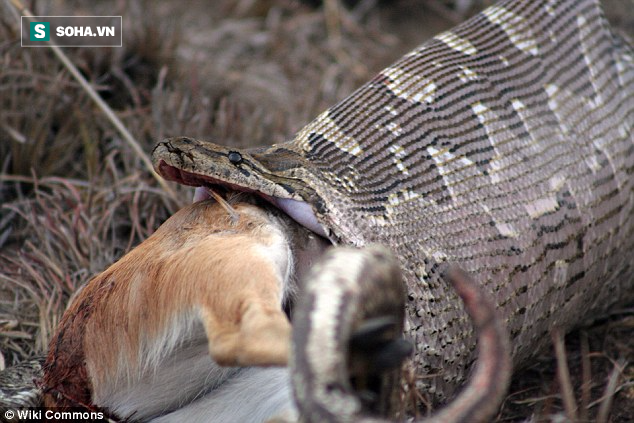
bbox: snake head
[152,136,332,238]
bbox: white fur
[96,323,237,420]
[250,211,295,305]
[151,367,296,423]
[97,322,297,422]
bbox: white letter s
[34,23,45,38]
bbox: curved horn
[290,246,511,423]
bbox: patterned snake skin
[153,0,634,403]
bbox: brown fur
[42,198,327,413]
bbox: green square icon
[30,22,50,41]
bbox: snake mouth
[157,160,270,199]
[157,160,329,238]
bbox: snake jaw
[156,159,330,238]
[157,159,264,196]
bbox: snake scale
[153,0,634,407]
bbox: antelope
[35,185,511,423]
[42,192,329,422]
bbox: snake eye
[228,151,243,164]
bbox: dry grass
[0,0,632,421]
[0,0,395,370]
[496,311,634,422]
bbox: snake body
[153,0,634,408]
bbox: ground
[0,0,632,421]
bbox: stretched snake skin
[153,0,634,404]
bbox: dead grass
[0,0,394,369]
[0,0,632,421]
[496,310,634,422]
